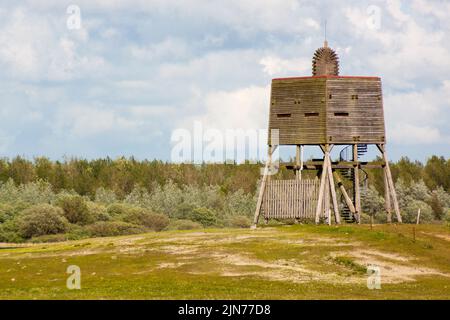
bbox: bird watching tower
[252,42,402,226]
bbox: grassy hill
[1,224,449,299]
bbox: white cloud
[0,0,448,160]
[390,123,442,145]
[130,38,189,61]
[260,56,310,76]
[0,7,104,81]
[344,0,450,89]
[385,81,450,145]
[184,85,270,131]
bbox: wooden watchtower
[253,41,402,226]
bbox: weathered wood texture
[327,78,385,144]
[269,78,326,145]
[263,179,326,220]
[268,77,386,145]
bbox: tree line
[0,155,449,197]
[0,155,448,243]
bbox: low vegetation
[0,224,449,299]
[0,156,448,243]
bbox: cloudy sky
[0,0,449,162]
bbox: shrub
[224,189,255,217]
[120,207,169,231]
[444,209,450,224]
[0,220,23,243]
[85,221,146,237]
[228,215,252,228]
[87,202,110,221]
[65,224,90,240]
[0,179,56,206]
[174,203,195,220]
[402,200,434,223]
[95,187,117,205]
[124,186,152,208]
[362,186,384,217]
[18,204,68,238]
[0,203,15,223]
[187,207,217,227]
[107,203,135,217]
[18,180,55,205]
[56,195,92,225]
[148,181,184,217]
[30,234,68,243]
[166,219,202,230]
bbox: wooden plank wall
[269,78,326,145]
[268,77,386,145]
[326,78,385,144]
[263,179,326,220]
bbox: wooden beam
[315,146,329,224]
[333,171,356,214]
[283,161,385,170]
[252,146,275,228]
[384,168,392,223]
[378,144,402,223]
[353,145,361,223]
[324,166,330,225]
[295,145,301,180]
[326,154,341,224]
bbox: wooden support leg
[378,144,402,223]
[384,168,392,223]
[353,144,361,224]
[315,145,329,224]
[252,146,273,228]
[295,145,301,180]
[333,171,357,215]
[326,154,340,224]
[324,167,330,225]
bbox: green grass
[0,224,449,299]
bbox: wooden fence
[263,179,326,220]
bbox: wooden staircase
[338,144,368,223]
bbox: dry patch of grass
[0,224,449,299]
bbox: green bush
[0,203,15,223]
[30,234,69,243]
[85,221,146,237]
[402,200,434,223]
[120,207,169,231]
[175,203,196,220]
[0,220,23,243]
[167,219,202,230]
[56,195,92,225]
[18,204,68,238]
[95,187,117,205]
[228,215,252,228]
[188,207,217,227]
[87,202,110,221]
[106,203,135,217]
[444,209,450,224]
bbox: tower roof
[312,43,339,76]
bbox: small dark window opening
[305,112,319,117]
[351,94,359,100]
[334,112,349,117]
[277,113,291,118]
[329,94,332,99]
